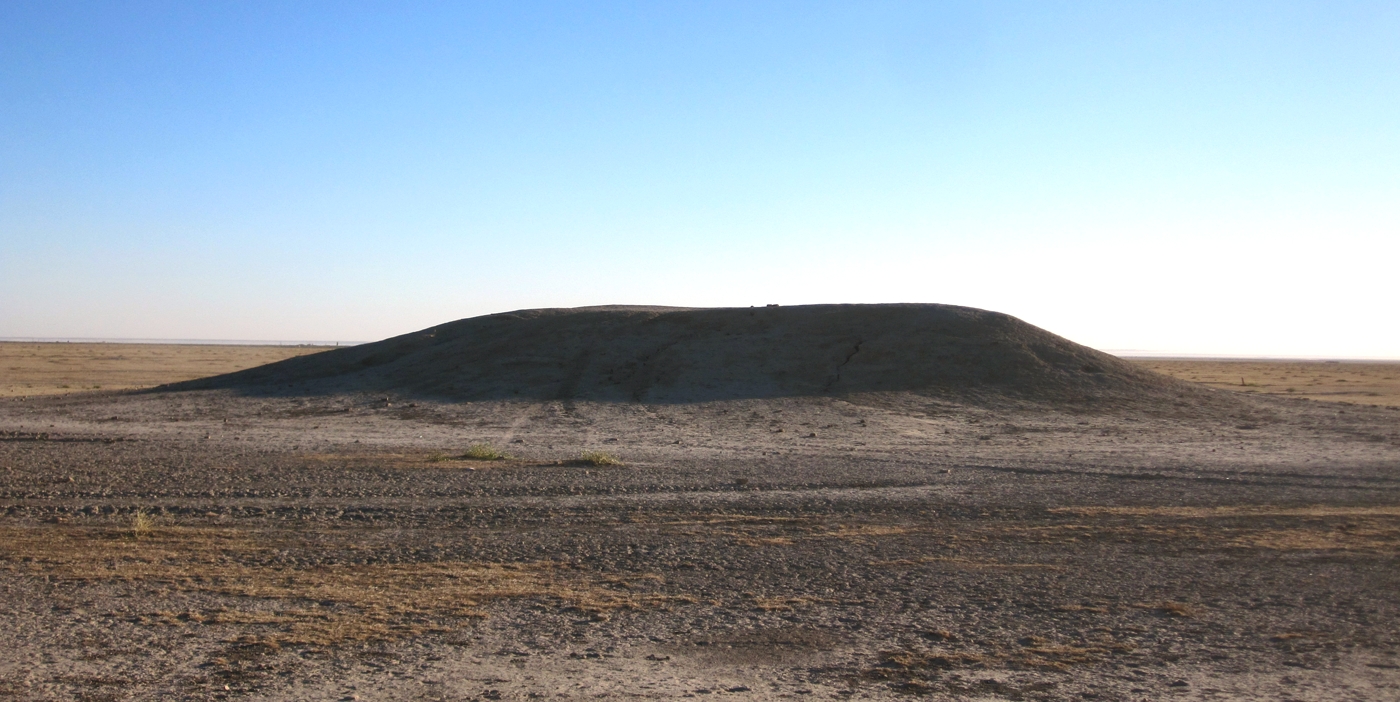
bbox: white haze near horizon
[1,3,1397,359]
[7,213,1394,360]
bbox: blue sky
[2,1,1397,356]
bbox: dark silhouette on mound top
[167,304,1205,406]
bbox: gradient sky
[2,1,1397,356]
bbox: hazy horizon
[7,335,1397,362]
[3,2,1397,358]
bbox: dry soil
[1,308,1397,701]
[0,343,330,397]
[1136,359,1400,409]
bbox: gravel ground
[2,388,1398,701]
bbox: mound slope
[172,304,1205,406]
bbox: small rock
[1170,680,1189,687]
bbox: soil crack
[824,340,863,392]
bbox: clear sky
[2,1,1397,357]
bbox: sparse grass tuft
[1135,600,1198,617]
[874,649,986,671]
[578,450,623,467]
[0,526,691,647]
[131,510,156,539]
[460,444,511,461]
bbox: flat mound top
[174,303,1205,406]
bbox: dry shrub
[461,443,511,461]
[1134,601,1198,617]
[130,511,156,539]
[876,649,986,671]
[578,451,623,466]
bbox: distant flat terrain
[4,339,1396,409]
[1135,358,1400,408]
[0,342,332,397]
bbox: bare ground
[0,342,330,397]
[2,381,1399,700]
[1136,359,1400,409]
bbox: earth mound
[171,304,1204,405]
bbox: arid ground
[2,307,1398,701]
[1133,359,1400,408]
[0,343,330,397]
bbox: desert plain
[1,304,1398,701]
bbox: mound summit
[175,304,1199,406]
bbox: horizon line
[0,337,366,347]
[1,337,1395,362]
[1105,350,1400,363]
